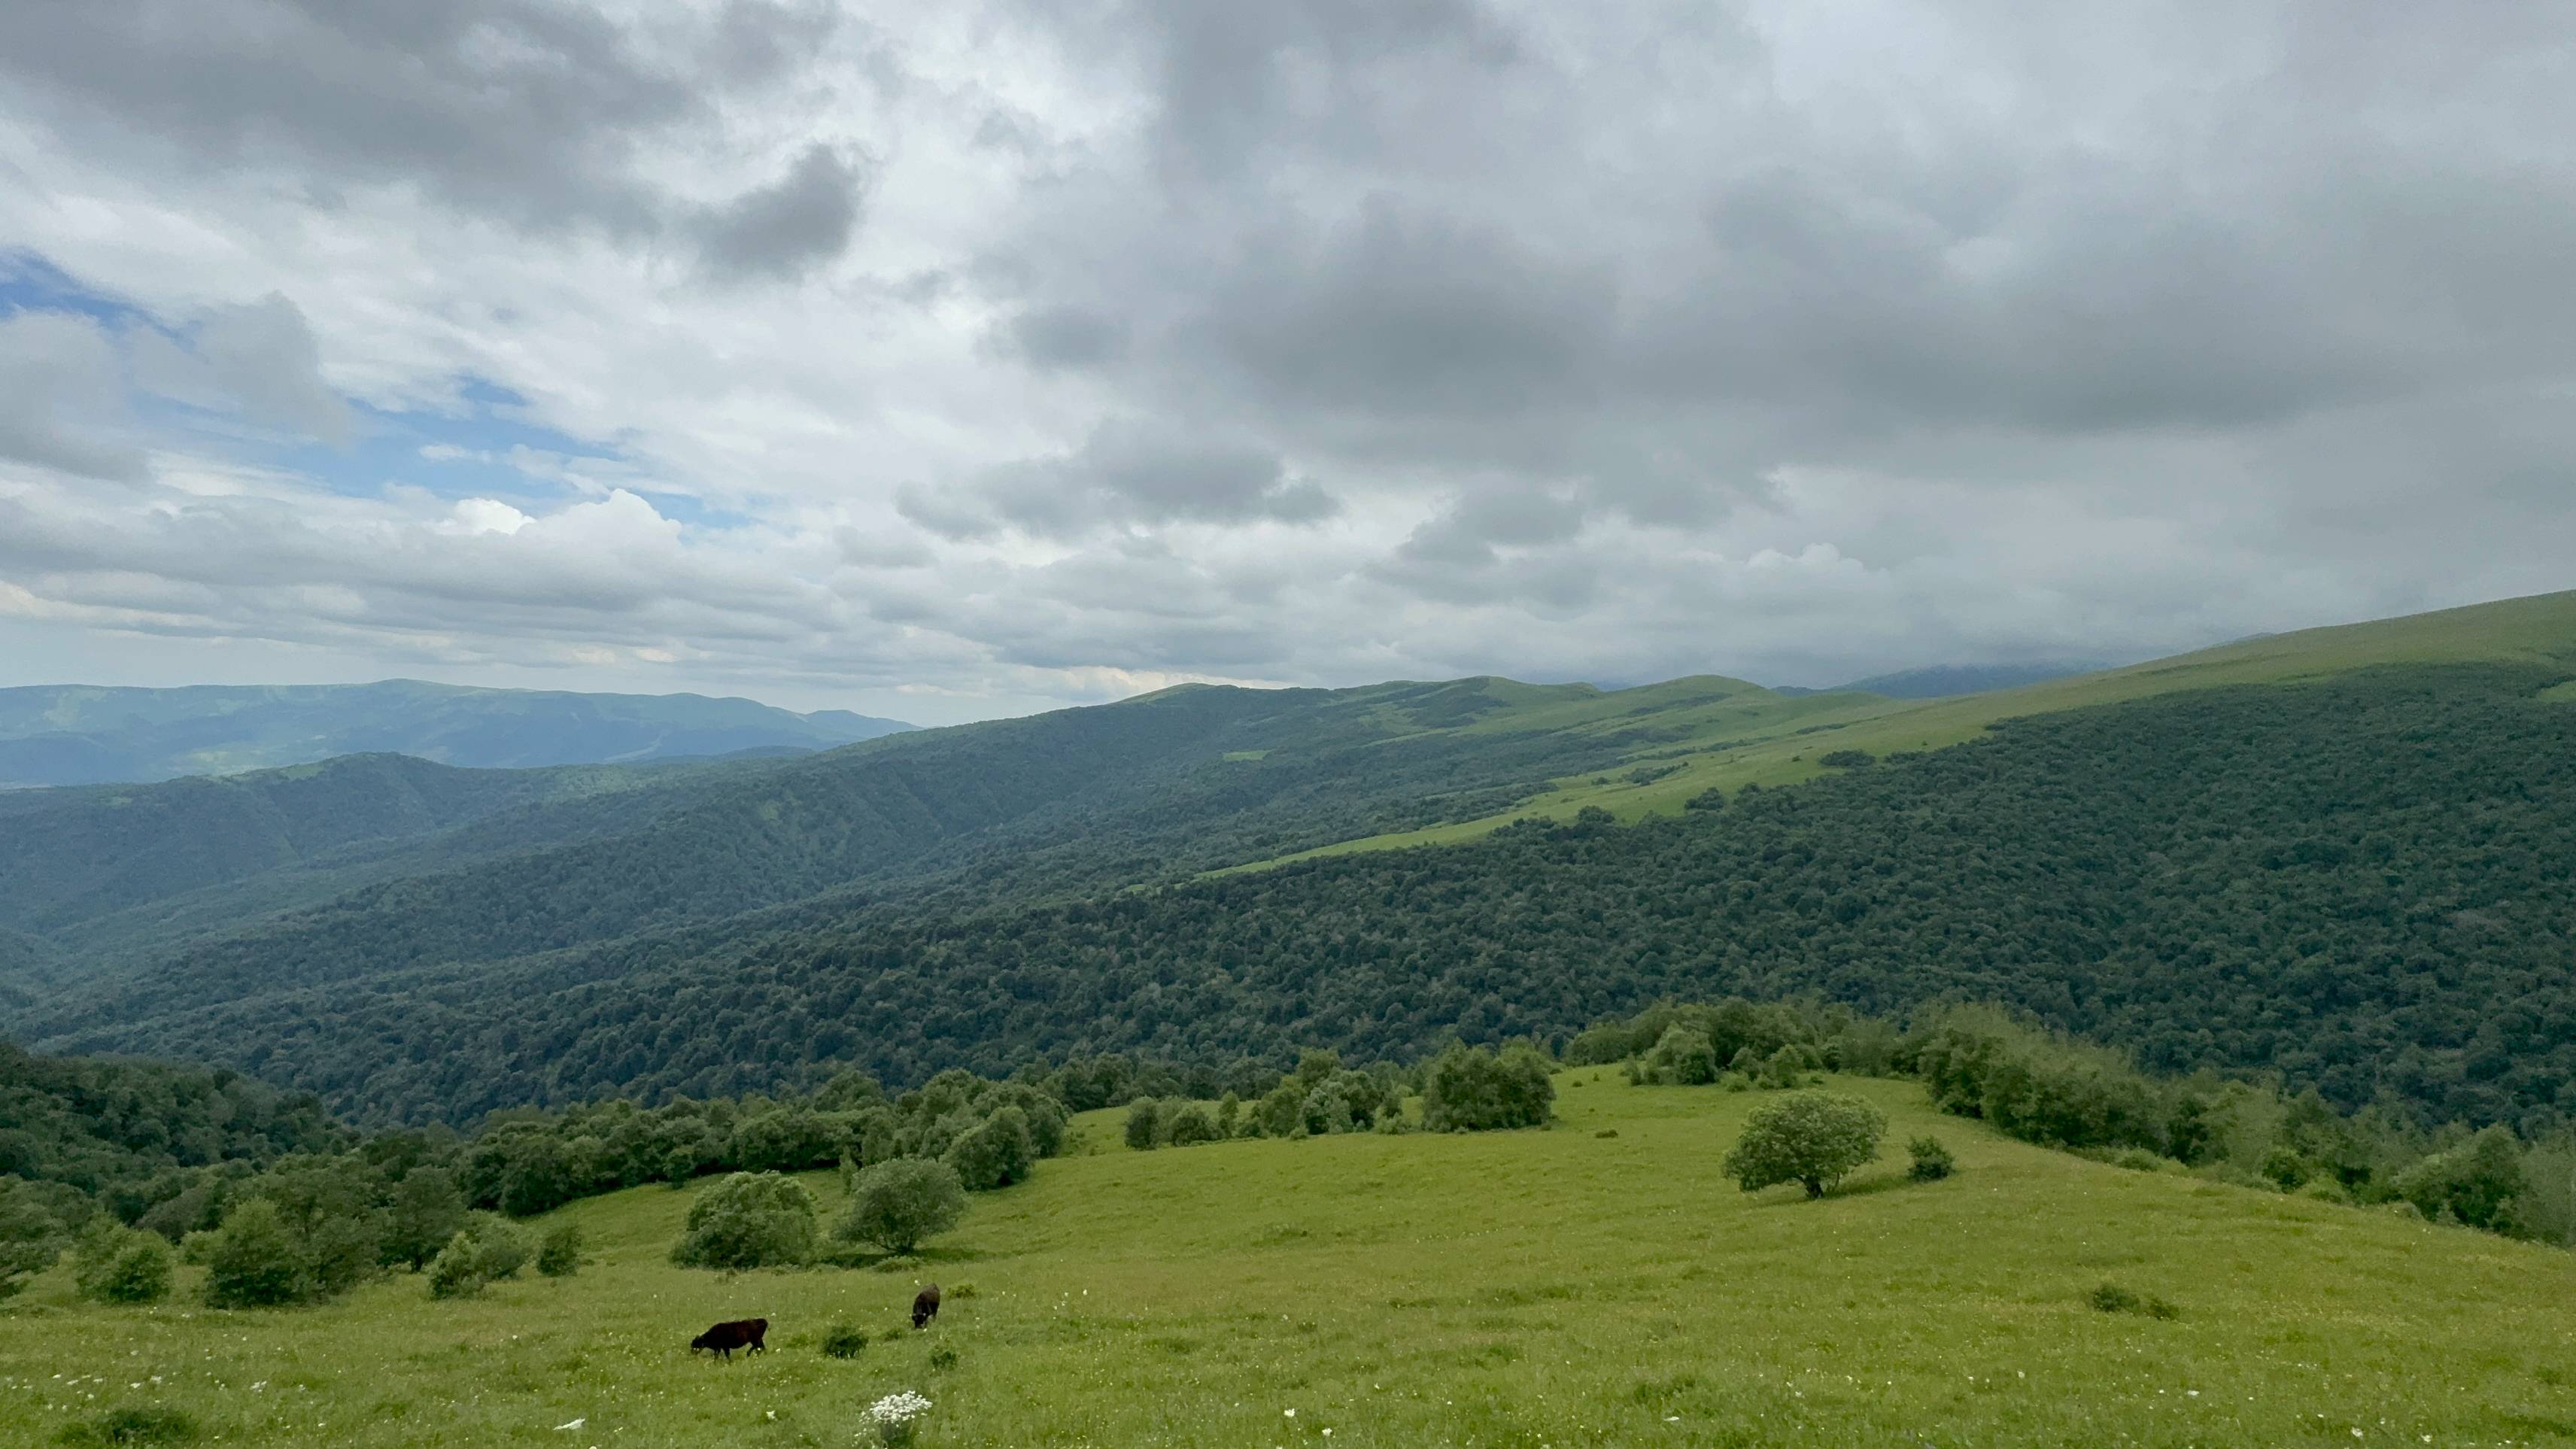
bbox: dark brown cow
[912,1284,941,1330]
[690,1317,768,1360]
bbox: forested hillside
[0,676,1698,1004]
[36,664,2573,1129]
[0,679,910,787]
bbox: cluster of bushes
[1123,1050,1414,1149]
[0,1061,1070,1306]
[1581,996,2576,1246]
[1629,1025,1823,1092]
[670,1156,972,1270]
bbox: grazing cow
[912,1284,941,1330]
[690,1317,769,1360]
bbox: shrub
[1906,1136,1956,1183]
[53,1405,204,1447]
[466,1214,533,1280]
[202,1198,307,1308]
[70,1217,173,1305]
[2260,1145,2312,1192]
[0,1183,66,1301]
[1164,1102,1220,1146]
[2390,1125,2528,1232]
[426,1232,484,1299]
[928,1344,959,1372]
[2113,1148,2167,1172]
[1818,749,1873,768]
[671,1172,818,1270]
[1642,1026,1719,1086]
[1724,1092,1887,1198]
[944,1108,1037,1190]
[1758,1045,1813,1090]
[1683,786,1726,812]
[1215,1092,1241,1136]
[536,1222,582,1277]
[1420,1043,1557,1132]
[1123,1098,1163,1151]
[1302,1080,1357,1135]
[2087,1281,2180,1319]
[822,1323,870,1359]
[384,1168,466,1271]
[837,1159,967,1255]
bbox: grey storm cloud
[694,143,870,282]
[2,0,2574,718]
[903,421,1340,541]
[0,0,863,266]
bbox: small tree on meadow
[384,1168,468,1271]
[1124,1098,1164,1151]
[203,1198,308,1308]
[1165,1102,1221,1146]
[2391,1125,2529,1232]
[1725,1091,1887,1198]
[946,1107,1037,1190]
[71,1217,173,1305]
[536,1221,582,1277]
[1644,1026,1720,1086]
[670,1172,818,1270]
[837,1158,967,1256]
[1420,1043,1557,1132]
[0,1183,65,1301]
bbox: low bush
[822,1323,870,1359]
[1906,1136,1956,1183]
[672,1173,817,1270]
[2086,1281,2180,1319]
[53,1405,203,1447]
[536,1222,582,1277]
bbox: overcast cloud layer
[2,0,2571,723]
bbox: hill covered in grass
[0,679,912,788]
[6,1071,2574,1447]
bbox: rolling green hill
[5,590,2573,1131]
[0,679,912,788]
[7,1073,2574,1447]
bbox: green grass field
[1220,588,2576,873]
[11,1074,2576,1446]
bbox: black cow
[691,1317,769,1360]
[912,1284,941,1330]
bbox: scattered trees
[1725,1092,1888,1198]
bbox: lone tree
[670,1172,818,1270]
[1724,1091,1887,1198]
[836,1158,967,1256]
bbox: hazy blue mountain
[1775,661,2106,699]
[0,680,913,787]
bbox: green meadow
[10,1074,2576,1447]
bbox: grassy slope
[1227,588,2576,870]
[10,1075,2575,1447]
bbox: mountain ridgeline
[0,679,912,788]
[0,591,2571,1135]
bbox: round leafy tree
[836,1158,966,1255]
[1724,1091,1887,1198]
[1644,1025,1720,1086]
[670,1171,818,1270]
[203,1198,307,1308]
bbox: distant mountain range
[0,680,913,788]
[1773,661,2109,700]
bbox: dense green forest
[33,664,2572,1131]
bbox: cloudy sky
[2,1,2570,724]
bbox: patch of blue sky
[0,250,142,327]
[6,250,752,527]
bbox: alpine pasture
[8,1074,2574,1447]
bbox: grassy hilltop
[8,1074,2576,1447]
